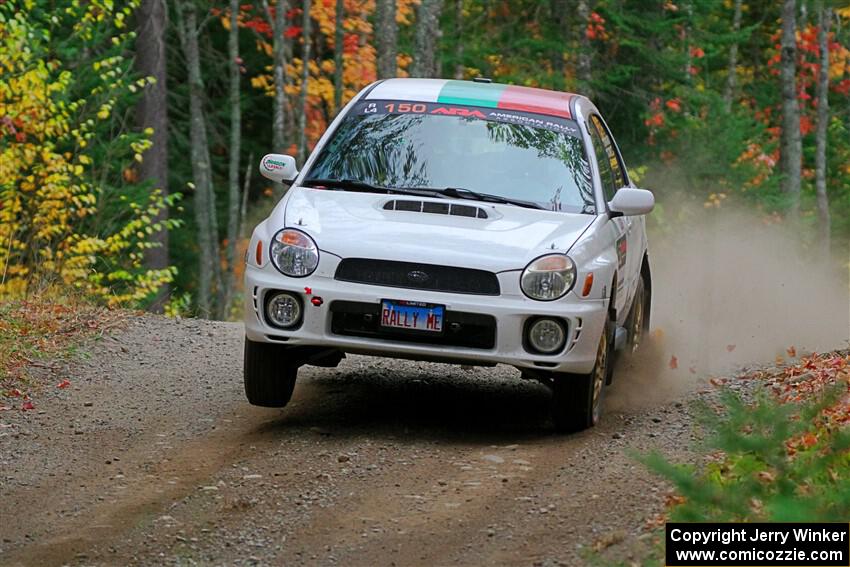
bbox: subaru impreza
[244,78,654,431]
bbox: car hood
[276,187,594,272]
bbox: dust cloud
[607,209,850,411]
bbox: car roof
[365,78,587,120]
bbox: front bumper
[244,263,608,375]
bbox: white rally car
[244,78,654,431]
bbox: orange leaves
[585,12,609,41]
[744,351,850,451]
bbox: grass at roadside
[0,297,124,408]
[594,351,850,566]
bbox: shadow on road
[248,360,573,442]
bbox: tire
[626,275,647,353]
[551,320,612,432]
[243,337,298,407]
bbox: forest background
[1,0,849,317]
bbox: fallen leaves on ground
[1,297,124,403]
[739,349,850,449]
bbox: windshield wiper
[433,187,544,210]
[302,178,389,192]
[302,178,446,199]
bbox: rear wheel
[551,322,611,432]
[243,337,298,407]
[626,276,647,353]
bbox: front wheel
[243,337,298,407]
[551,323,611,432]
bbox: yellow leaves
[836,6,850,19]
[1,5,175,307]
[829,43,850,81]
[258,39,273,57]
[703,192,727,209]
[250,73,275,97]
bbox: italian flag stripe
[437,80,572,118]
[437,80,507,107]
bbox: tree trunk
[375,0,398,79]
[224,0,242,317]
[780,0,802,222]
[722,0,743,111]
[239,153,254,240]
[814,3,831,258]
[576,0,592,96]
[333,0,344,112]
[412,0,444,78]
[135,0,169,312]
[262,0,288,153]
[453,0,464,79]
[176,0,220,318]
[298,0,312,165]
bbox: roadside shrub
[644,386,850,522]
[0,1,179,306]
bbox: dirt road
[0,315,701,566]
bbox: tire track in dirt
[1,317,696,566]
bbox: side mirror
[608,188,654,217]
[259,154,298,184]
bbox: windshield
[305,100,596,214]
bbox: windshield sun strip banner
[354,100,581,137]
[367,79,573,120]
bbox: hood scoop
[383,199,489,219]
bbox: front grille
[330,301,496,349]
[335,258,500,296]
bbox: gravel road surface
[0,316,700,566]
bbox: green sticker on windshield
[437,81,507,108]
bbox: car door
[587,114,637,321]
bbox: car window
[306,100,597,214]
[589,114,627,191]
[587,118,617,202]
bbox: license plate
[380,300,444,333]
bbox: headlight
[269,228,319,277]
[520,254,576,301]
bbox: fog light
[527,318,566,354]
[266,292,302,328]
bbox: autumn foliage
[645,351,850,526]
[0,1,178,305]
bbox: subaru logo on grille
[407,270,430,284]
